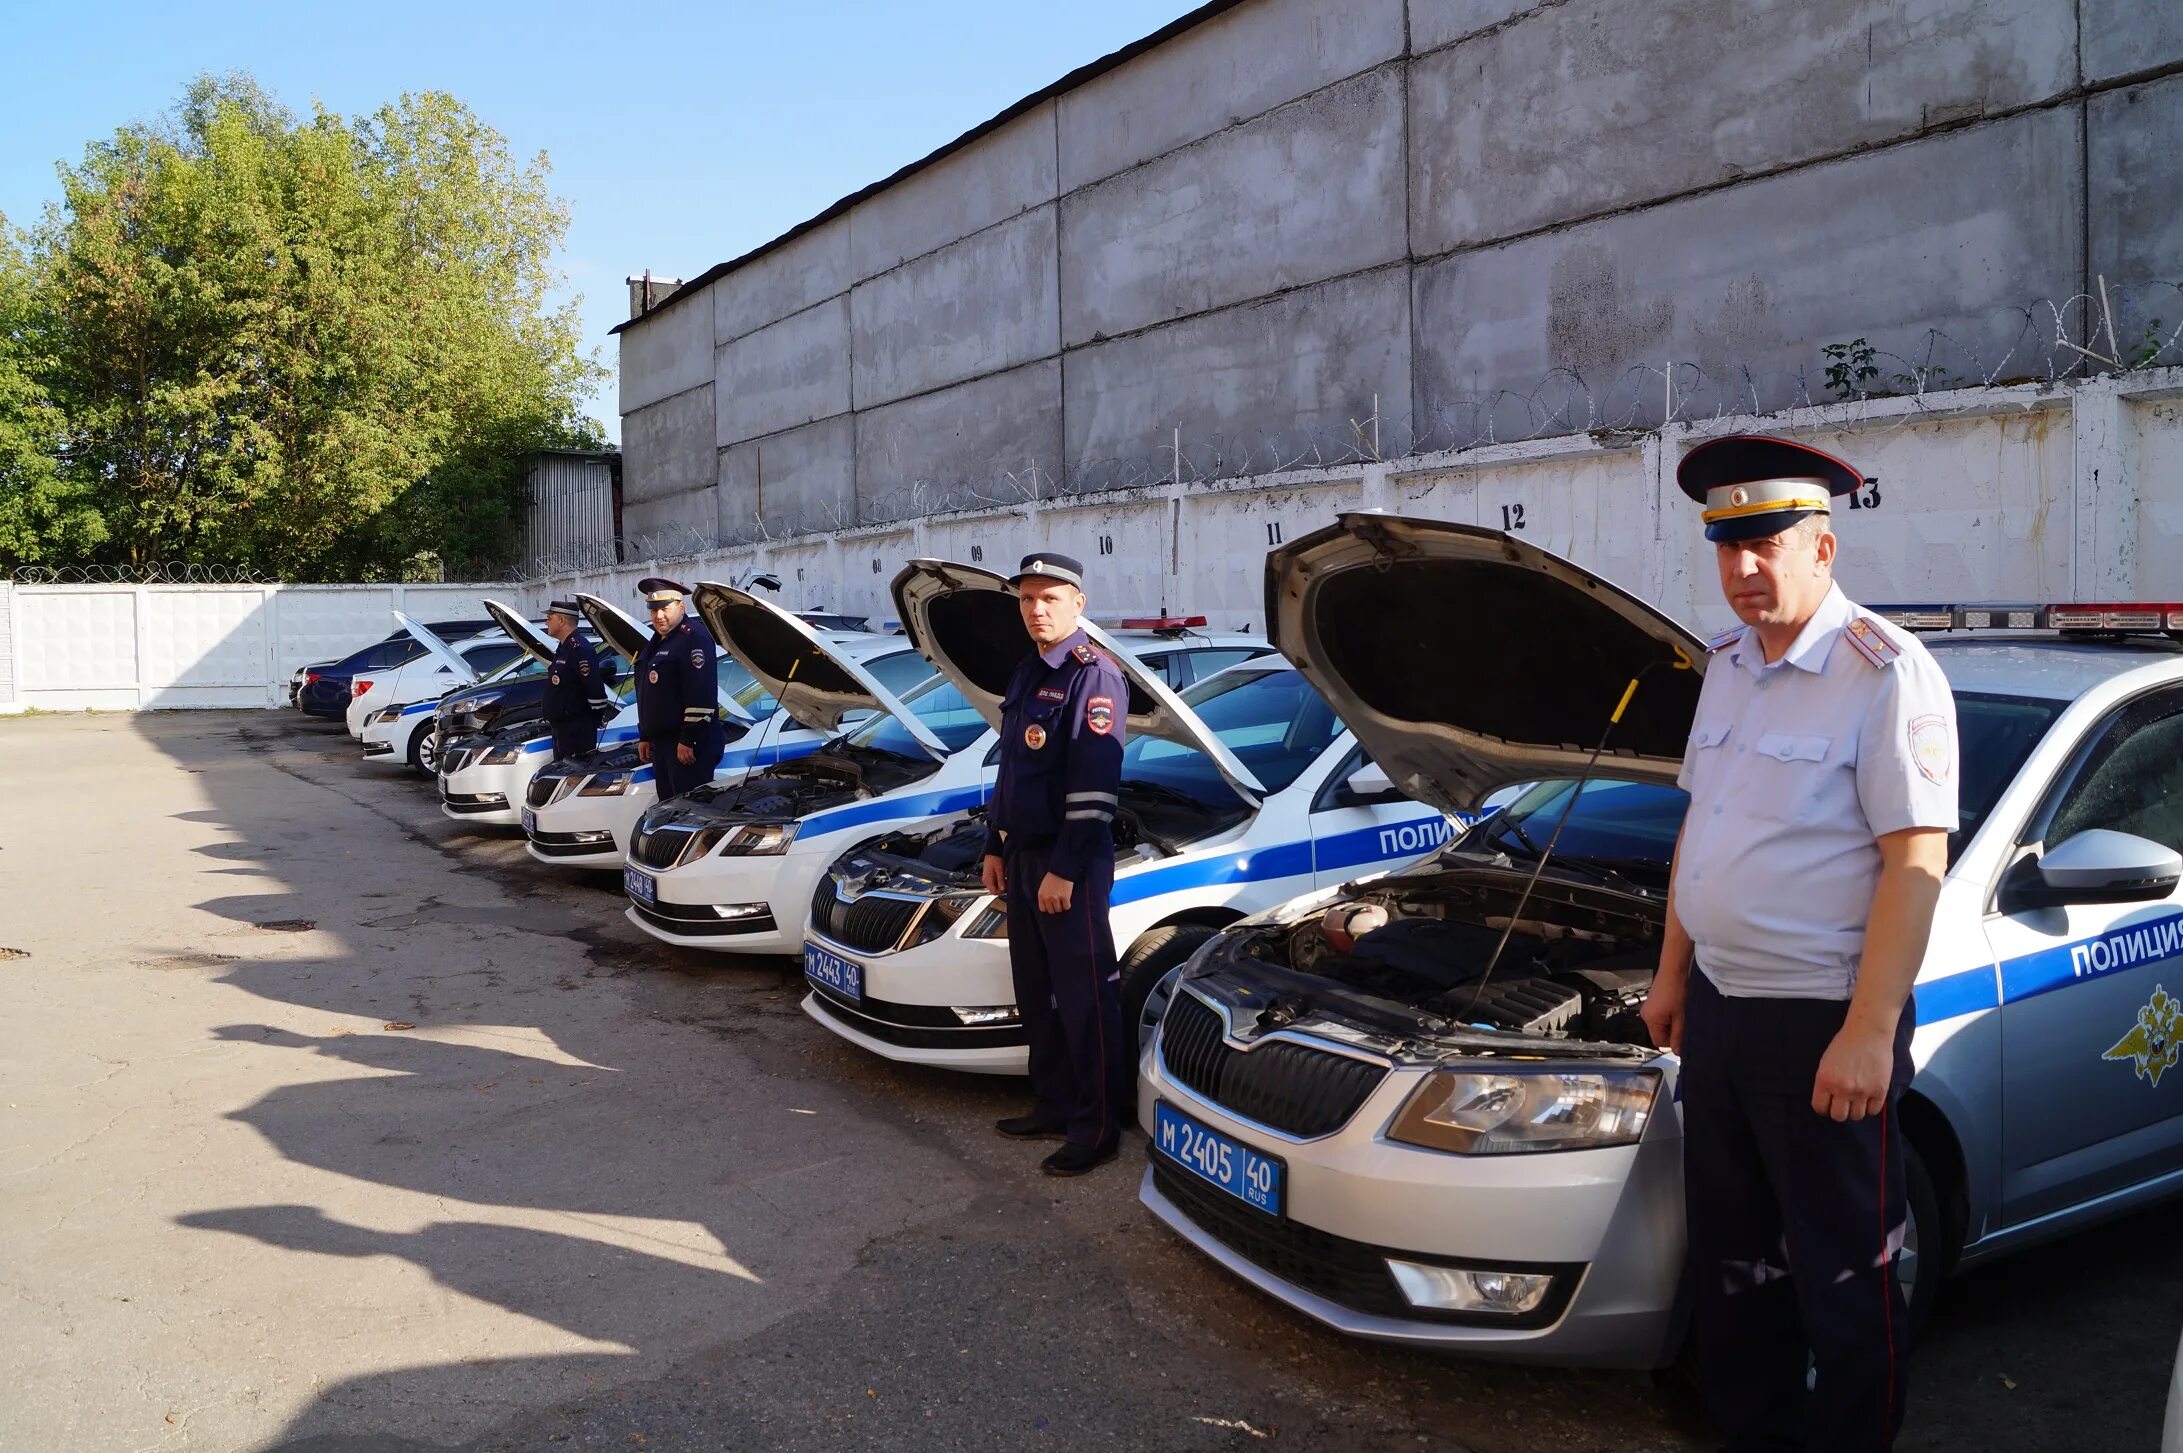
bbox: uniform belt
[1002,834,1056,853]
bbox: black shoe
[995,1113,1066,1140]
[1040,1141,1119,1177]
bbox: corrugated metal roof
[613,0,1249,336]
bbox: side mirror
[2010,829,2182,909]
[1341,762,1398,804]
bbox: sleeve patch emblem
[1086,696,1115,735]
[1909,714,1952,784]
[688,647,705,669]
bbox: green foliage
[0,74,602,579]
[1820,338,1880,400]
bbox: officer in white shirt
[1640,434,1958,1453]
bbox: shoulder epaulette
[1705,626,1745,654]
[1843,616,1901,669]
[1071,643,1097,665]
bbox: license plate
[803,941,864,1001]
[521,807,537,835]
[624,866,656,906]
[1155,1102,1284,1216]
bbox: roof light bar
[1115,615,1208,632]
[1870,602,2183,636]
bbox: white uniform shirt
[1673,584,1958,999]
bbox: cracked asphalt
[1,711,2173,1451]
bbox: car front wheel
[410,727,437,777]
[1119,922,1218,1055]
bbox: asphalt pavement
[0,711,2170,1451]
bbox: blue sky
[0,1,1201,440]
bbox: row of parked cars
[294,517,2183,1378]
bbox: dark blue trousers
[550,720,598,761]
[1004,840,1126,1151]
[647,739,722,800]
[1682,968,1917,1452]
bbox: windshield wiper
[1472,806,1544,857]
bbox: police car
[796,560,1452,1075]
[1137,513,2183,1368]
[346,611,534,739]
[355,611,547,770]
[435,598,648,824]
[620,579,1002,950]
[521,594,934,868]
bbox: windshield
[481,652,543,684]
[845,673,992,758]
[1123,666,1342,805]
[1468,691,2068,876]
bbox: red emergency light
[1116,615,1208,631]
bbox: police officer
[631,578,724,801]
[540,598,616,760]
[1641,435,1958,1452]
[982,554,1131,1177]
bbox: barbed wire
[505,281,2183,582]
[17,283,2178,587]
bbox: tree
[3,74,601,578]
[0,215,106,565]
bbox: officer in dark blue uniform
[631,578,724,801]
[540,598,616,760]
[981,554,1132,1177]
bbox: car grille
[629,822,695,870]
[1158,992,1387,1139]
[525,775,562,809]
[809,875,925,954]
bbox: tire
[1119,922,1219,1055]
[1899,1137,1944,1346]
[409,725,436,778]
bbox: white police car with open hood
[1137,513,2183,1368]
[796,559,1458,1075]
[435,597,648,825]
[522,594,933,869]
[356,610,539,770]
[618,581,975,950]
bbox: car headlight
[1386,1069,1659,1155]
[478,743,524,765]
[964,902,1009,940]
[718,821,798,856]
[578,770,633,797]
[448,697,484,716]
[910,893,984,947]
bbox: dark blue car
[295,619,495,719]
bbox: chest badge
[2103,985,2180,1089]
[1024,723,1048,750]
[648,669,659,684]
[550,673,561,686]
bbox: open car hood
[483,598,558,666]
[890,559,1266,805]
[572,593,656,668]
[1265,514,1707,816]
[693,581,946,758]
[392,611,482,685]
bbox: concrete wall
[616,0,2183,545]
